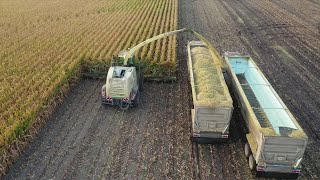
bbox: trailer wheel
[190,137,197,143]
[249,154,256,171]
[244,143,251,159]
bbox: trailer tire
[249,154,256,171]
[190,137,197,143]
[192,138,207,144]
[245,143,251,159]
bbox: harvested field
[3,0,320,179]
[5,79,194,179]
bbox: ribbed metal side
[237,74,271,128]
[263,137,305,165]
[195,108,231,132]
[110,80,125,97]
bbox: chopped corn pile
[190,47,232,107]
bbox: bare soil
[5,0,320,179]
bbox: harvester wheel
[133,91,140,107]
[244,143,251,158]
[101,84,106,104]
[249,154,257,171]
[139,72,144,92]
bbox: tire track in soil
[262,0,320,52]
[132,88,160,179]
[191,142,201,180]
[139,81,176,179]
[61,97,103,179]
[122,93,149,179]
[61,80,116,179]
[84,104,119,179]
[96,106,127,179]
[100,107,134,179]
[134,83,160,179]
[85,105,124,179]
[118,82,178,179]
[208,145,223,180]
[79,84,124,179]
[41,80,101,179]
[144,82,166,179]
[173,76,193,179]
[110,99,155,179]
[270,0,320,26]
[4,79,96,179]
[117,84,163,179]
[160,82,175,179]
[146,82,185,179]
[108,113,135,179]
[250,0,320,90]
[198,145,215,180]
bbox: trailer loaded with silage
[187,41,233,143]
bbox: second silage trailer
[224,52,308,177]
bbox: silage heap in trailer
[188,41,233,142]
[191,47,232,107]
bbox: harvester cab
[112,50,134,66]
